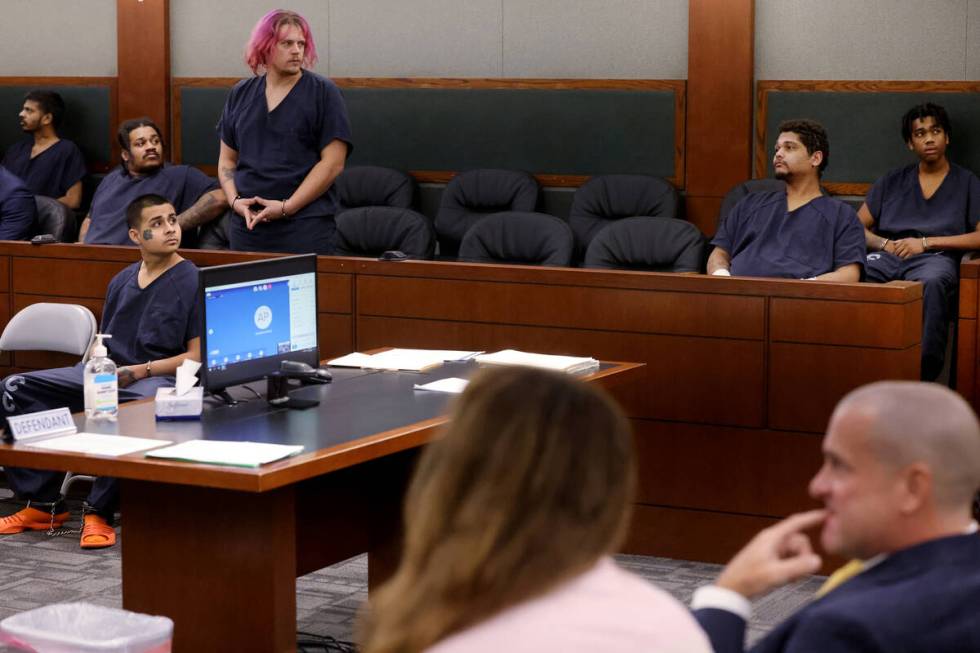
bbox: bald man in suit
[692,381,980,652]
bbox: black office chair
[197,211,232,250]
[334,206,435,259]
[435,169,539,258]
[583,216,706,272]
[569,174,678,261]
[34,196,77,242]
[335,166,416,212]
[457,211,573,267]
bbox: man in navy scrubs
[0,194,200,548]
[0,166,36,240]
[1,90,86,210]
[708,119,865,282]
[217,9,352,254]
[858,103,980,381]
[79,118,227,247]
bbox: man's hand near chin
[716,509,827,599]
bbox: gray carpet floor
[0,494,822,648]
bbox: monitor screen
[199,254,319,393]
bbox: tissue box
[154,386,203,420]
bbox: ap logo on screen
[254,305,273,330]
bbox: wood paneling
[117,0,169,138]
[357,276,765,340]
[769,342,920,432]
[632,420,822,515]
[622,504,778,563]
[960,277,977,320]
[957,318,976,401]
[122,480,296,652]
[686,0,754,233]
[770,297,921,348]
[317,314,353,359]
[357,315,766,427]
[13,257,132,298]
[317,272,353,314]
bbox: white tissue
[175,359,202,396]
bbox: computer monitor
[199,254,319,394]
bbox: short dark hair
[117,117,164,154]
[126,194,172,230]
[24,90,66,128]
[901,103,952,143]
[777,119,830,176]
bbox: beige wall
[171,0,688,79]
[0,0,116,76]
[756,0,980,80]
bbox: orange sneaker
[80,514,116,549]
[0,506,69,534]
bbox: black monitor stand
[209,389,240,406]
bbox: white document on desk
[145,440,304,468]
[413,377,469,394]
[328,349,482,371]
[26,433,172,457]
[474,350,600,374]
[325,352,376,368]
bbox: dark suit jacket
[695,533,980,653]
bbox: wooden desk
[957,256,980,408]
[0,361,643,653]
[0,243,923,563]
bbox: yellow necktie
[815,559,865,598]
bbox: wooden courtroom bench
[0,242,921,563]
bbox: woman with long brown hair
[358,366,709,652]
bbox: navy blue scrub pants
[865,251,958,381]
[229,214,336,255]
[1,363,173,520]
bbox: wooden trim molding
[685,0,754,235]
[117,0,170,142]
[755,80,980,183]
[172,77,686,188]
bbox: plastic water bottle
[84,334,118,421]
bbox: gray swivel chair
[0,303,98,498]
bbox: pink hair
[244,9,318,74]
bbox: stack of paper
[474,350,600,374]
[26,433,172,457]
[328,349,482,372]
[145,440,304,468]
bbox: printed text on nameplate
[7,407,77,442]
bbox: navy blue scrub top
[712,191,866,279]
[101,259,200,366]
[0,165,36,240]
[865,163,980,239]
[1,138,86,199]
[217,70,353,219]
[84,164,218,245]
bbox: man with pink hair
[217,9,352,254]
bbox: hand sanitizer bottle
[84,334,118,421]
